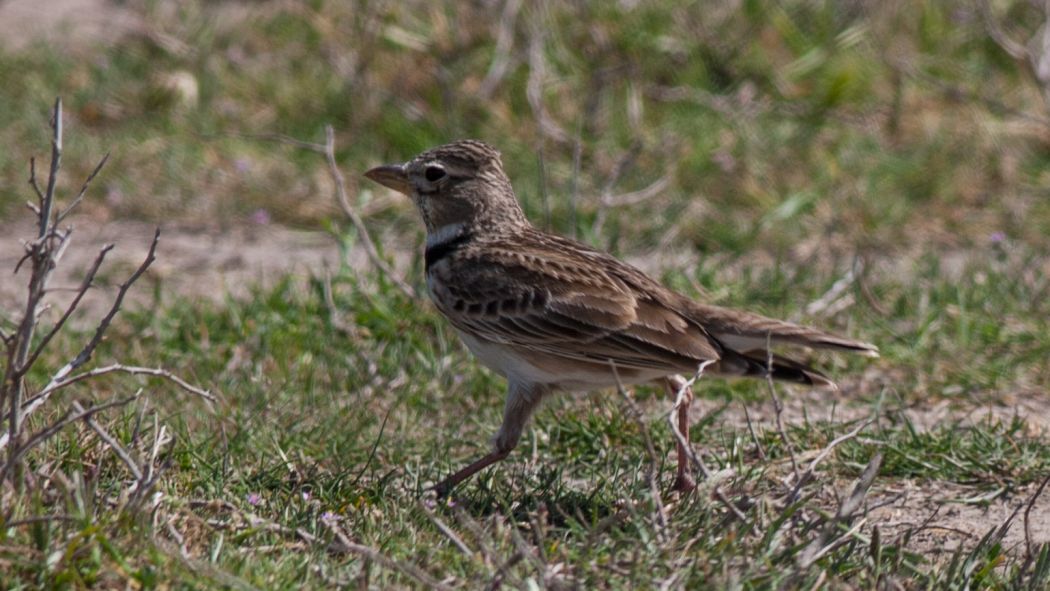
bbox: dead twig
[15,244,114,378]
[1,364,214,452]
[420,502,474,558]
[525,12,568,144]
[71,395,144,481]
[67,228,160,373]
[324,125,416,299]
[320,262,357,336]
[598,176,670,209]
[797,452,883,570]
[765,334,799,483]
[322,517,455,591]
[1025,472,1050,560]
[786,418,875,505]
[478,0,522,100]
[667,361,748,522]
[0,394,139,482]
[742,403,766,461]
[608,360,668,536]
[56,152,110,223]
[39,97,63,238]
[3,98,70,483]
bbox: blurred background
[2,0,1047,261]
[2,2,1050,586]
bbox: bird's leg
[665,376,696,493]
[432,449,510,498]
[432,382,548,498]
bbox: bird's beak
[364,163,411,195]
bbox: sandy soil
[0,0,143,52]
[866,479,1050,556]
[0,217,344,319]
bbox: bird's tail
[714,349,839,390]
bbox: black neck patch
[425,231,473,271]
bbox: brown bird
[365,140,877,497]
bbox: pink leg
[433,449,511,497]
[432,382,548,498]
[665,376,696,492]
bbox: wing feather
[427,232,721,372]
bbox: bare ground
[0,217,342,319]
[866,479,1050,557]
[0,0,143,52]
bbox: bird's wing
[428,232,720,373]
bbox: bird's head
[365,140,527,234]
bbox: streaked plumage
[365,139,877,496]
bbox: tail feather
[716,349,838,390]
[684,301,879,358]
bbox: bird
[364,140,877,497]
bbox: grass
[2,0,1050,588]
[3,248,1049,588]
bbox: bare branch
[56,152,110,223]
[478,0,522,100]
[4,98,67,482]
[742,402,766,461]
[977,0,1029,63]
[15,244,115,378]
[598,176,670,208]
[215,130,327,153]
[2,364,214,453]
[64,228,160,377]
[39,97,63,239]
[0,394,138,482]
[28,157,45,203]
[420,502,475,557]
[324,125,416,299]
[320,262,357,336]
[71,396,144,481]
[31,363,214,412]
[525,14,568,144]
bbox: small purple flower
[249,208,272,225]
[321,511,338,521]
[301,490,311,501]
[989,231,1006,244]
[424,498,437,510]
[246,492,262,506]
[234,157,252,174]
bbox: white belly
[456,330,668,391]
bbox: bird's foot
[672,474,697,494]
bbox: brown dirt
[0,217,344,320]
[0,0,143,52]
[865,479,1050,558]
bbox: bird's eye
[424,166,446,182]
